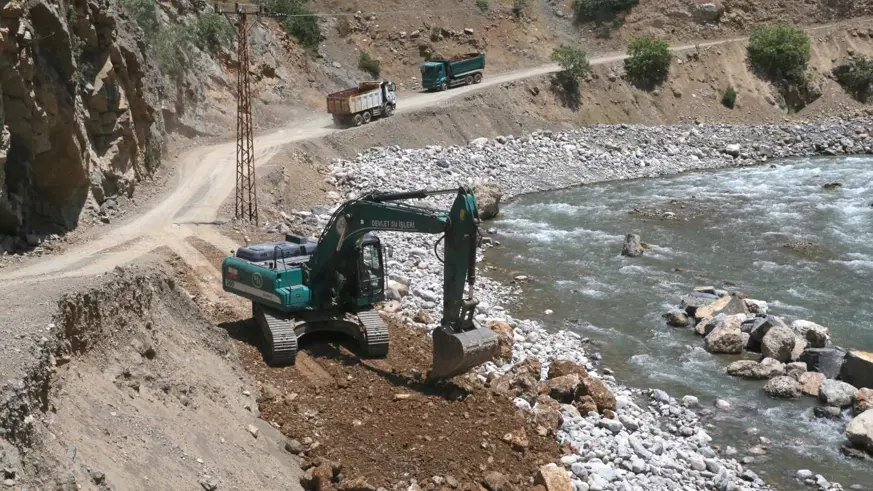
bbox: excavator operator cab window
[357,240,384,299]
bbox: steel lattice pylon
[234,11,258,224]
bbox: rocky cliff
[0,0,164,236]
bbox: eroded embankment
[0,264,302,490]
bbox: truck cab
[421,62,448,91]
[381,81,397,106]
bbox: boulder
[840,351,873,390]
[799,372,826,397]
[535,464,572,491]
[704,317,744,354]
[485,320,514,362]
[547,360,589,380]
[692,3,725,23]
[695,316,716,336]
[545,374,581,403]
[764,376,802,399]
[621,234,644,257]
[680,294,716,316]
[804,325,831,348]
[750,316,786,342]
[761,326,796,363]
[791,335,808,362]
[665,309,691,327]
[791,319,827,337]
[819,380,858,408]
[786,362,807,380]
[577,376,616,413]
[799,347,847,379]
[744,299,768,315]
[726,358,784,379]
[846,409,873,454]
[695,295,748,320]
[813,406,843,420]
[473,181,502,220]
[854,388,873,416]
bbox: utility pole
[213,2,280,225]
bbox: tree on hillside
[746,26,811,83]
[834,55,873,102]
[573,0,639,23]
[624,36,671,89]
[259,0,322,50]
[552,45,592,91]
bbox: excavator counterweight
[221,186,499,380]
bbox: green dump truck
[420,52,485,91]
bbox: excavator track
[253,303,298,366]
[356,309,390,358]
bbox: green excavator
[221,186,500,380]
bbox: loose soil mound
[233,316,561,488]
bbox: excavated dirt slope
[0,261,303,490]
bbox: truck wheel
[465,75,473,86]
[352,114,363,126]
[362,111,372,124]
[473,73,483,84]
[385,105,395,117]
[440,82,448,91]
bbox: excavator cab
[355,236,385,306]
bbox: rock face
[819,380,858,408]
[621,233,643,257]
[704,317,743,354]
[472,181,502,220]
[761,326,796,362]
[764,376,802,399]
[0,0,164,234]
[846,409,873,454]
[800,347,847,379]
[840,351,873,390]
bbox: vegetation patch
[475,0,490,13]
[746,26,811,83]
[834,55,873,102]
[513,0,531,19]
[721,86,737,109]
[261,0,323,51]
[550,45,592,110]
[573,0,639,23]
[359,52,381,78]
[624,36,671,89]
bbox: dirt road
[0,30,835,288]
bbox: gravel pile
[311,119,873,491]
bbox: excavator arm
[306,186,498,379]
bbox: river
[485,156,873,489]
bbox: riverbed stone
[820,380,858,408]
[535,463,572,491]
[621,234,644,257]
[786,362,807,380]
[577,376,616,412]
[854,388,873,416]
[762,326,796,362]
[547,360,589,380]
[665,309,691,327]
[727,358,784,379]
[846,409,873,454]
[800,347,847,379]
[546,374,582,403]
[840,351,873,390]
[764,376,802,399]
[704,316,744,354]
[813,406,843,419]
[799,372,826,396]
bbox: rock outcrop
[846,409,873,454]
[0,0,164,235]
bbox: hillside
[2,0,873,246]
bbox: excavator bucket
[430,326,500,380]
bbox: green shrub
[834,55,873,102]
[721,85,737,108]
[551,44,592,90]
[573,0,639,23]
[358,52,381,77]
[192,13,235,54]
[261,0,323,50]
[747,26,811,82]
[513,0,531,18]
[155,24,196,79]
[119,0,160,38]
[475,0,490,12]
[624,36,671,88]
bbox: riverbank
[316,118,873,489]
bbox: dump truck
[420,53,485,91]
[326,80,397,127]
[220,186,500,380]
